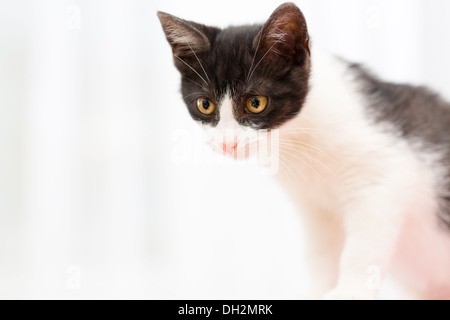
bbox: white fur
[203,92,256,158]
[279,47,450,299]
[202,47,450,299]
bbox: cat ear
[157,12,211,57]
[253,3,310,64]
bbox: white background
[0,0,449,299]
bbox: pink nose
[221,142,238,154]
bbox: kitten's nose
[221,142,238,154]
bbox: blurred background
[1,0,449,299]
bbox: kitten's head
[158,2,311,158]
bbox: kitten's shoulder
[347,61,450,146]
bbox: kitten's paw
[323,288,376,300]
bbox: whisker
[246,33,286,84]
[280,131,333,139]
[278,139,331,158]
[173,20,210,84]
[184,77,206,90]
[279,127,334,135]
[188,45,210,84]
[278,141,328,162]
[279,152,305,180]
[279,145,327,183]
[280,148,324,183]
[183,92,203,100]
[280,151,311,181]
[277,142,334,176]
[246,31,263,83]
[174,54,208,85]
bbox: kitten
[157,2,450,299]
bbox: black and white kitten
[158,2,450,299]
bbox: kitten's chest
[275,122,439,222]
[274,121,420,214]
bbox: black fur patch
[157,3,311,129]
[350,63,450,229]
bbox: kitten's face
[158,3,311,158]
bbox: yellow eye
[197,98,216,115]
[246,96,268,114]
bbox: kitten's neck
[295,47,360,130]
[277,46,370,183]
[281,47,362,144]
